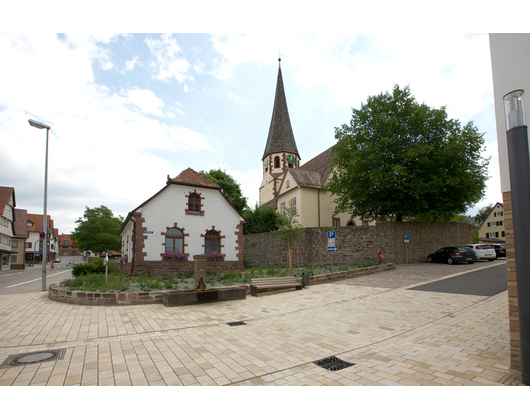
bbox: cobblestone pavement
[0,261,521,386]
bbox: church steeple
[262,59,300,160]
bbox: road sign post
[327,231,337,282]
[404,234,410,264]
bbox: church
[259,59,373,228]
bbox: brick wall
[503,191,520,370]
[243,221,473,268]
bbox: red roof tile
[168,168,220,189]
[0,186,15,215]
[13,209,28,239]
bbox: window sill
[185,210,204,216]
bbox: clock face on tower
[287,155,295,164]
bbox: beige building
[477,202,505,243]
[259,60,372,228]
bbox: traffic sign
[327,246,339,252]
[35,252,40,257]
[327,231,336,239]
[404,234,409,243]
[327,231,336,247]
[39,231,46,239]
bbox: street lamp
[28,118,51,292]
[503,90,530,385]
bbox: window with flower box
[204,230,220,253]
[165,228,184,253]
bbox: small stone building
[119,168,246,276]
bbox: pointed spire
[262,61,300,160]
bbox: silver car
[462,244,496,261]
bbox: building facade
[119,168,246,276]
[25,214,58,265]
[11,208,28,269]
[477,202,505,243]
[0,187,16,270]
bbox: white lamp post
[28,118,51,292]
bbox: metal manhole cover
[0,349,66,369]
[227,321,246,326]
[314,356,355,371]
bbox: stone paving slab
[0,261,522,386]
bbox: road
[0,263,73,294]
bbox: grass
[60,263,375,292]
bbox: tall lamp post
[504,90,530,385]
[28,119,51,292]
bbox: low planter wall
[48,263,396,306]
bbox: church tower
[259,58,301,206]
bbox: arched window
[347,220,356,227]
[274,156,280,169]
[165,228,184,253]
[205,230,220,253]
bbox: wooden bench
[250,277,303,297]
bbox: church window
[274,156,280,168]
[291,197,296,213]
[281,202,286,217]
[165,228,184,253]
[205,230,220,253]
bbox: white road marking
[4,270,71,288]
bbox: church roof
[262,60,300,160]
[299,146,335,185]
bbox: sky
[0,6,520,235]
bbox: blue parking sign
[328,231,336,239]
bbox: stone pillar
[193,254,207,289]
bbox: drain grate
[314,356,355,371]
[0,349,66,369]
[227,321,246,326]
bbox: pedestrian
[50,262,55,272]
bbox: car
[427,247,477,265]
[53,258,61,263]
[490,244,506,259]
[462,244,496,261]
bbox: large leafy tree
[474,203,494,225]
[327,85,490,222]
[200,169,248,213]
[71,205,124,254]
[243,203,281,234]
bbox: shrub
[72,258,106,277]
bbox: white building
[0,187,16,270]
[119,168,246,276]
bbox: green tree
[71,205,124,254]
[276,202,305,248]
[200,169,249,213]
[243,203,281,234]
[327,85,490,222]
[474,203,494,225]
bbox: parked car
[54,258,61,263]
[490,244,506,259]
[462,244,496,261]
[427,247,477,265]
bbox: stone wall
[243,221,473,268]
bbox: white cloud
[144,33,192,83]
[126,87,165,116]
[124,55,140,72]
[194,59,205,74]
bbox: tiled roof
[27,214,53,233]
[262,61,300,160]
[299,146,335,185]
[168,168,220,189]
[288,169,322,189]
[0,186,15,214]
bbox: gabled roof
[299,146,335,185]
[0,186,15,215]
[477,202,504,230]
[27,214,53,233]
[262,60,300,160]
[167,168,220,189]
[276,147,336,197]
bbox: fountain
[162,254,246,307]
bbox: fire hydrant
[378,249,382,264]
